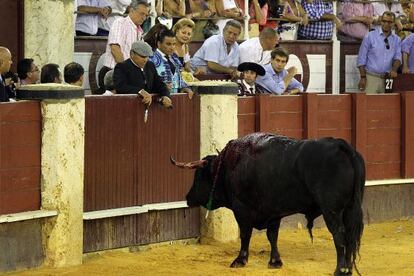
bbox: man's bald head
[0,46,12,74]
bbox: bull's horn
[216,149,220,155]
[170,156,207,169]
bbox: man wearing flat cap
[113,41,172,108]
[236,62,268,96]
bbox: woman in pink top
[339,0,374,40]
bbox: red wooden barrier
[238,93,414,180]
[84,94,200,211]
[0,101,41,215]
[401,92,414,177]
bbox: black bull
[171,133,365,276]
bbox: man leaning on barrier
[113,41,172,108]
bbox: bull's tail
[338,139,365,275]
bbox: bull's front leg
[230,199,253,268]
[267,219,283,269]
[230,224,253,268]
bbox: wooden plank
[0,188,40,215]
[318,110,352,129]
[267,95,303,111]
[363,184,414,223]
[352,93,367,158]
[269,112,303,129]
[304,93,318,139]
[83,207,200,252]
[256,94,271,132]
[0,220,43,272]
[0,121,41,147]
[366,144,400,162]
[366,162,401,180]
[366,129,400,145]
[366,110,400,129]
[317,94,351,110]
[238,115,256,138]
[0,210,57,223]
[237,97,256,114]
[401,92,414,177]
[84,94,200,211]
[366,94,400,110]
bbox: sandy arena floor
[7,220,414,276]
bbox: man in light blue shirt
[401,33,414,74]
[256,48,304,95]
[357,11,401,94]
[191,20,241,78]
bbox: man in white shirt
[239,28,279,65]
[75,0,111,36]
[98,0,132,35]
[98,0,150,94]
[191,20,242,78]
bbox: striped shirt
[103,16,143,69]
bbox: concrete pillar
[17,84,85,267]
[197,84,239,243]
[24,0,75,67]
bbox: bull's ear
[170,156,207,169]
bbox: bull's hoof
[230,257,248,268]
[268,258,283,269]
[334,267,352,275]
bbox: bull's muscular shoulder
[221,133,300,166]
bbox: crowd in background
[2,0,414,103]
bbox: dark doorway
[0,0,24,72]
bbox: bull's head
[170,155,219,209]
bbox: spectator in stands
[103,70,116,95]
[235,0,269,37]
[64,62,85,87]
[401,33,414,74]
[337,0,374,41]
[278,0,309,40]
[113,41,172,108]
[357,11,401,94]
[144,23,170,51]
[298,0,342,40]
[262,0,280,31]
[173,18,195,72]
[372,0,404,26]
[185,0,216,41]
[191,20,242,77]
[156,0,186,18]
[98,0,132,36]
[399,2,414,40]
[149,29,194,98]
[40,64,63,84]
[215,0,244,33]
[239,28,279,65]
[186,0,215,19]
[235,62,267,96]
[2,71,18,101]
[0,46,13,102]
[75,0,111,36]
[256,47,303,95]
[17,58,40,85]
[99,0,150,94]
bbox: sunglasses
[384,38,390,50]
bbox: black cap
[237,62,266,76]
